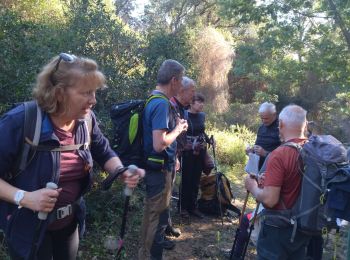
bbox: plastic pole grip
[38,182,58,220]
[124,165,137,196]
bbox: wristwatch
[14,190,26,208]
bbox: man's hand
[244,175,258,193]
[176,118,188,134]
[175,157,180,172]
[245,145,253,155]
[258,172,265,188]
[253,145,268,157]
[122,167,145,188]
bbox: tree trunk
[327,0,350,51]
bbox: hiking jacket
[255,119,281,169]
[0,104,116,259]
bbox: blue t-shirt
[143,91,177,169]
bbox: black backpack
[263,135,350,242]
[110,95,168,167]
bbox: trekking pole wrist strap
[101,166,128,190]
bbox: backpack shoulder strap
[184,110,189,120]
[145,94,169,106]
[84,112,93,147]
[18,101,42,172]
[24,112,93,153]
[282,142,303,152]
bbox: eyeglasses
[50,53,76,85]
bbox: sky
[132,0,149,17]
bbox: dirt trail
[163,213,252,260]
[163,180,257,260]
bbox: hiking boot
[165,226,181,237]
[188,209,204,219]
[160,237,175,250]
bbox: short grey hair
[258,102,276,114]
[181,76,196,89]
[279,105,307,128]
[157,59,185,85]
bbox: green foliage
[317,92,350,143]
[207,125,255,166]
[0,0,146,120]
[220,0,350,123]
[206,103,261,131]
[143,27,197,85]
[79,170,145,259]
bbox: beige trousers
[138,170,172,260]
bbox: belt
[49,200,80,223]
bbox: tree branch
[327,0,350,51]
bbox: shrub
[207,125,255,166]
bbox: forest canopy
[1,0,349,141]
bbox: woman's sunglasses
[50,53,76,85]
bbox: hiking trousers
[181,149,205,211]
[257,222,310,260]
[138,169,172,260]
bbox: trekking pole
[229,190,250,259]
[116,165,138,260]
[178,155,183,224]
[239,191,250,226]
[241,201,261,259]
[230,191,249,259]
[211,135,224,226]
[29,182,58,260]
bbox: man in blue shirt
[138,60,188,260]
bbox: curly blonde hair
[33,54,106,114]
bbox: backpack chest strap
[25,137,89,152]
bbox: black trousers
[38,220,79,260]
[7,220,78,260]
[181,149,205,211]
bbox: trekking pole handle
[38,182,58,220]
[124,165,138,196]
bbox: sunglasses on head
[54,53,76,72]
[50,53,76,85]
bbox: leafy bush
[207,125,255,166]
[205,102,261,132]
[317,92,350,143]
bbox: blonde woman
[0,53,144,260]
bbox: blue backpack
[263,135,350,242]
[6,101,92,180]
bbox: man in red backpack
[244,104,311,259]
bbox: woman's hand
[21,187,62,212]
[122,167,145,188]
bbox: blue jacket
[0,104,116,259]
